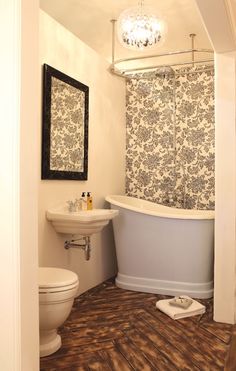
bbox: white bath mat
[156,295,206,320]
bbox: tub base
[116,273,213,299]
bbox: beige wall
[39,11,126,294]
[195,0,236,323]
[0,1,22,369]
[21,0,40,369]
[214,51,236,323]
[1,0,39,370]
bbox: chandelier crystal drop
[117,5,167,51]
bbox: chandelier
[117,1,167,51]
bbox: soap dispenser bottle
[81,192,87,211]
[87,192,93,210]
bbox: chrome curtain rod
[120,59,214,74]
[123,67,214,81]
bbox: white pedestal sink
[46,206,119,236]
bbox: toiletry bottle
[87,192,93,210]
[81,192,87,211]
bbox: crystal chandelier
[117,1,167,51]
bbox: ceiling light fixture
[117,0,167,51]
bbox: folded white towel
[156,295,206,320]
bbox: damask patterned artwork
[50,77,85,172]
[42,64,89,180]
[126,65,215,210]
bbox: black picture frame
[42,64,89,180]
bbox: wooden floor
[40,279,235,371]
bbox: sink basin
[46,206,119,236]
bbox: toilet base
[40,329,61,357]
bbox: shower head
[155,66,175,78]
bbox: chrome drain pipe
[64,236,91,261]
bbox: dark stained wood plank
[140,311,226,370]
[123,327,179,370]
[147,304,229,363]
[88,359,113,371]
[187,299,233,343]
[224,325,236,371]
[132,318,200,370]
[40,279,234,371]
[200,321,233,344]
[62,311,133,333]
[99,348,134,370]
[75,298,154,313]
[62,318,132,334]
[41,367,88,371]
[42,340,114,361]
[139,310,221,370]
[115,336,158,371]
[75,288,156,310]
[40,352,98,369]
[59,323,128,347]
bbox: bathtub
[105,195,214,299]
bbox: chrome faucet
[66,198,83,212]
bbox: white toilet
[39,267,79,357]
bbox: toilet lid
[39,267,79,291]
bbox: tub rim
[105,195,215,220]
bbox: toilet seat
[39,267,79,293]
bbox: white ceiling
[40,0,213,66]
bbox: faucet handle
[66,200,76,212]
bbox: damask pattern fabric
[50,77,85,172]
[126,66,215,210]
